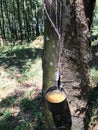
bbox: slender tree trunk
[35,2,40,36]
[23,0,29,41]
[12,0,18,41]
[27,1,32,40]
[43,0,96,130]
[25,0,30,42]
[1,0,6,40]
[22,0,26,40]
[16,0,23,42]
[29,0,35,39]
[4,0,12,41]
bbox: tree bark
[35,2,40,36]
[1,0,6,40]
[43,0,96,130]
[16,0,23,42]
[43,15,58,130]
[4,0,12,41]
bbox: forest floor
[0,36,98,130]
[0,36,43,130]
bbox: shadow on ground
[0,92,43,130]
[53,103,72,130]
[0,47,42,72]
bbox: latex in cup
[44,86,67,114]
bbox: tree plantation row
[0,0,43,43]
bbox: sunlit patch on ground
[0,36,43,129]
[0,67,18,101]
[30,36,43,49]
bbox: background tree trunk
[1,0,6,40]
[43,0,96,130]
[16,0,23,42]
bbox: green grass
[90,68,98,86]
[0,36,43,130]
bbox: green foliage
[0,108,12,120]
[88,87,98,129]
[90,68,98,79]
[14,121,31,130]
[90,68,98,85]
[91,0,98,41]
[0,108,14,130]
[20,98,35,111]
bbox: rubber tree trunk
[43,0,96,130]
